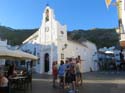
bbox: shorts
[70,73,76,82]
[65,72,71,83]
[76,72,82,77]
[59,76,64,83]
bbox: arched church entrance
[44,53,49,72]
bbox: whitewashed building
[0,39,7,66]
[20,6,98,74]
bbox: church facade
[20,6,98,74]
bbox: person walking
[52,61,58,88]
[76,60,82,86]
[58,60,65,88]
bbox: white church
[20,6,98,74]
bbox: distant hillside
[68,28,119,48]
[0,26,37,45]
[0,26,119,48]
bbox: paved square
[12,72,125,93]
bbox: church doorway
[44,53,49,72]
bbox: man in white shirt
[0,72,9,93]
[0,72,8,87]
[76,60,82,86]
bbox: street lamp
[62,43,68,50]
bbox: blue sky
[0,0,118,31]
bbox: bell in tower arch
[45,9,49,22]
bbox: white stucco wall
[82,41,98,71]
[63,40,98,73]
[65,41,85,72]
[0,40,7,47]
[0,40,7,66]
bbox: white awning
[0,47,38,60]
[14,50,38,60]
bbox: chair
[0,87,9,93]
[24,72,32,90]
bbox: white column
[49,9,53,74]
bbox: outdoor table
[9,76,27,93]
[10,76,26,80]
